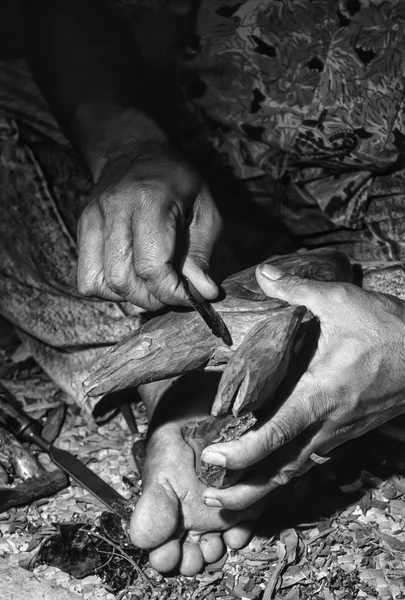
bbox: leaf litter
[3,338,405,598]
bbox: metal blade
[0,385,132,523]
[49,446,132,522]
[183,277,233,347]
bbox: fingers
[255,264,341,316]
[77,176,221,309]
[182,186,222,300]
[104,208,165,310]
[77,202,123,302]
[77,189,186,309]
[201,374,320,471]
[77,200,164,310]
[132,188,189,306]
[203,433,320,511]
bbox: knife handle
[0,382,40,441]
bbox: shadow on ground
[254,429,405,537]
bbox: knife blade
[182,277,233,347]
[0,384,132,523]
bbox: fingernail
[259,264,283,281]
[204,497,223,508]
[201,450,226,467]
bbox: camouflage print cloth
[1,0,405,411]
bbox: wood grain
[83,248,353,490]
[84,248,352,399]
[0,469,68,513]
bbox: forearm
[23,0,167,180]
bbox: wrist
[74,104,169,181]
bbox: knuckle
[98,183,150,215]
[99,190,132,217]
[271,468,294,488]
[77,272,103,298]
[95,187,117,205]
[98,191,117,212]
[264,420,289,452]
[106,273,131,296]
[278,275,304,296]
[188,249,211,271]
[136,261,168,284]
[133,184,162,206]
[77,280,95,297]
[328,282,353,306]
[231,440,252,468]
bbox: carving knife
[0,384,132,523]
[183,277,233,347]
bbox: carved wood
[84,248,353,489]
[0,469,68,513]
[84,248,352,401]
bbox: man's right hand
[77,148,222,310]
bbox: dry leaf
[380,533,405,552]
[391,475,405,495]
[263,529,298,600]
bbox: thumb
[255,263,326,314]
[183,187,222,300]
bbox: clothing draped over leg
[1,0,405,410]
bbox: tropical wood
[0,470,68,513]
[84,248,353,404]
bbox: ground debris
[3,333,405,599]
[35,516,146,594]
[4,419,405,600]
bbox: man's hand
[77,149,222,310]
[201,264,405,510]
[24,0,222,310]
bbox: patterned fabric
[187,1,405,174]
[1,0,405,410]
[180,0,405,266]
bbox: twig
[306,527,335,546]
[116,574,132,600]
[94,550,116,571]
[81,529,152,587]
